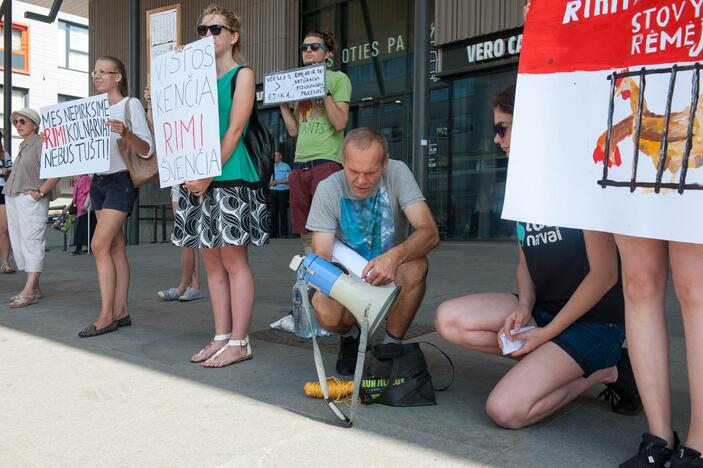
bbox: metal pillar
[412,0,430,194]
[2,0,12,149]
[128,0,140,245]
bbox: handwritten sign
[147,4,180,80]
[39,94,111,178]
[503,1,703,244]
[263,64,326,105]
[150,36,221,188]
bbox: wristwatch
[37,189,45,198]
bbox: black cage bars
[598,63,703,194]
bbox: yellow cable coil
[304,377,354,401]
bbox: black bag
[361,342,454,407]
[230,66,275,192]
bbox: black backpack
[230,66,275,191]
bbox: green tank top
[213,65,259,183]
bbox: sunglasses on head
[12,118,27,126]
[197,24,233,36]
[299,42,328,52]
[493,121,511,138]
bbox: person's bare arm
[361,201,439,286]
[312,231,336,260]
[279,104,299,137]
[322,97,349,132]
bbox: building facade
[2,0,89,195]
[87,0,525,241]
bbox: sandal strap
[214,333,232,341]
[227,336,249,347]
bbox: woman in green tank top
[174,4,270,368]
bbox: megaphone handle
[297,278,352,426]
[350,318,369,422]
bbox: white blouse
[100,97,154,175]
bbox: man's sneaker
[598,348,642,415]
[668,447,703,467]
[336,335,359,376]
[179,287,204,302]
[619,432,680,468]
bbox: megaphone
[290,253,402,426]
[289,254,400,336]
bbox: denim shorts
[533,306,625,377]
[90,171,137,214]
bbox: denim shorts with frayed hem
[533,306,625,377]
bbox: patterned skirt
[172,184,270,248]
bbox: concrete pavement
[0,232,692,467]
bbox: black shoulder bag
[230,66,275,191]
[361,342,454,407]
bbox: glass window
[0,86,30,156]
[448,71,516,240]
[59,21,89,72]
[0,22,29,73]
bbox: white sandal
[203,336,253,368]
[190,333,231,363]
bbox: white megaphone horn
[289,254,401,337]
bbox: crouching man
[306,127,440,374]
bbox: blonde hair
[199,4,243,63]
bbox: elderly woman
[2,108,60,307]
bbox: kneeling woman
[434,86,640,429]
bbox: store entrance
[348,98,409,165]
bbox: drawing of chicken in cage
[592,64,703,194]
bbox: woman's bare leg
[435,292,520,355]
[91,209,128,329]
[203,245,253,367]
[615,235,673,446]
[486,342,616,428]
[670,241,703,453]
[192,248,231,362]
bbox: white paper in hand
[499,326,536,355]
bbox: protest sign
[146,4,180,81]
[502,1,703,244]
[40,94,110,178]
[263,64,326,105]
[150,36,221,188]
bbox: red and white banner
[503,0,703,243]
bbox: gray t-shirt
[306,159,425,260]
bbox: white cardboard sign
[150,36,221,188]
[502,2,703,244]
[39,94,111,178]
[263,64,326,105]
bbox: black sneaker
[336,334,359,376]
[619,432,680,468]
[599,348,642,415]
[668,447,703,467]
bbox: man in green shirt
[279,30,352,252]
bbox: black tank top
[517,222,624,324]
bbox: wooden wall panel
[434,0,524,46]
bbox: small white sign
[150,36,222,188]
[263,64,326,105]
[39,94,111,178]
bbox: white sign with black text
[263,64,326,105]
[149,36,222,188]
[39,94,111,178]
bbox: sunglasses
[12,118,27,126]
[493,121,512,138]
[91,70,119,78]
[299,43,328,52]
[197,24,233,36]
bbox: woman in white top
[78,56,153,338]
